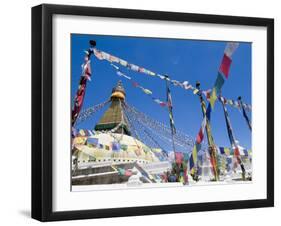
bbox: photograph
[70,34,252,191]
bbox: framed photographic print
[32,4,274,221]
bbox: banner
[189,117,206,172]
[72,52,93,126]
[167,85,176,135]
[209,42,239,109]
[238,98,252,131]
[110,64,169,108]
[93,47,251,113]
[76,100,110,125]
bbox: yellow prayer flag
[193,89,199,95]
[224,148,230,156]
[210,88,217,109]
[79,129,86,136]
[192,145,197,163]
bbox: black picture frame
[32,4,274,222]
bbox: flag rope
[92,46,251,112]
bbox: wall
[0,0,279,225]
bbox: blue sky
[71,34,252,150]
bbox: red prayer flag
[159,102,167,107]
[234,147,240,157]
[219,54,232,78]
[196,129,204,144]
[132,82,139,87]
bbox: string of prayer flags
[203,92,251,112]
[220,96,246,175]
[93,45,251,114]
[189,117,207,172]
[152,98,168,107]
[94,48,157,77]
[209,42,239,109]
[221,99,236,146]
[76,100,110,124]
[167,85,176,135]
[72,51,93,125]
[242,104,252,130]
[218,147,251,156]
[75,129,96,137]
[217,96,251,112]
[238,98,252,131]
[110,64,169,108]
[210,72,225,108]
[218,147,231,156]
[182,81,193,90]
[93,48,200,94]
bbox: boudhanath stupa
[72,81,171,186]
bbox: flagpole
[219,96,246,181]
[238,96,252,131]
[196,81,219,181]
[71,40,96,126]
[165,75,177,162]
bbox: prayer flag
[87,138,99,146]
[117,168,126,176]
[196,117,206,143]
[132,82,139,87]
[210,72,225,109]
[225,42,239,58]
[79,129,86,136]
[241,101,252,131]
[112,142,121,151]
[210,88,217,109]
[219,147,225,155]
[125,170,133,177]
[193,89,199,94]
[219,54,232,78]
[214,72,225,93]
[234,147,240,157]
[158,75,166,80]
[119,59,128,67]
[189,153,194,170]
[93,49,104,60]
[224,148,230,155]
[129,64,139,71]
[109,55,119,63]
[206,103,212,122]
[142,88,152,95]
[121,144,128,151]
[167,86,176,134]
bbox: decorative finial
[89,40,96,47]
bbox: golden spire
[111,80,126,100]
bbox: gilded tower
[94,81,131,135]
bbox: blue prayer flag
[87,138,99,146]
[112,142,121,151]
